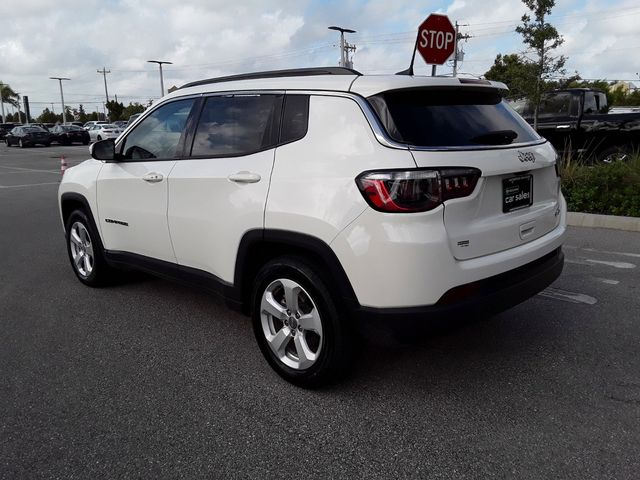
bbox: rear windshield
[368,89,540,147]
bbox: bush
[560,154,640,217]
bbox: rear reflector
[356,168,481,213]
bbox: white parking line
[0,165,59,174]
[586,259,636,269]
[594,278,620,285]
[565,245,640,259]
[582,248,640,259]
[0,182,60,189]
[538,287,597,305]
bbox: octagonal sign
[417,14,456,65]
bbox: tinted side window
[539,92,577,117]
[121,98,195,160]
[280,95,309,144]
[191,94,282,157]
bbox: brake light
[356,168,481,213]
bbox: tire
[251,256,353,388]
[97,135,102,141]
[44,142,51,147]
[82,140,89,145]
[65,209,115,287]
[597,145,632,164]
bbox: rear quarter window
[368,89,540,147]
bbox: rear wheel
[65,210,115,287]
[251,256,353,388]
[597,145,632,164]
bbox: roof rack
[179,67,362,89]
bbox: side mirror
[90,138,116,161]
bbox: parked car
[5,125,51,147]
[0,123,16,140]
[70,121,84,127]
[82,121,108,130]
[512,88,640,163]
[112,120,128,129]
[50,125,90,145]
[87,124,124,143]
[59,67,566,387]
[126,113,142,126]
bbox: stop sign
[416,14,456,65]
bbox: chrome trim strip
[287,89,547,152]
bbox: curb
[567,212,640,232]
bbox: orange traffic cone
[60,155,68,177]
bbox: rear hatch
[367,87,561,260]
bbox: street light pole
[328,26,357,68]
[15,93,22,124]
[50,77,70,124]
[147,60,172,97]
[0,82,6,124]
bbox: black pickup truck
[510,88,640,162]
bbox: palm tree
[1,81,19,109]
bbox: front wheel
[251,256,353,388]
[65,210,114,287]
[96,135,102,141]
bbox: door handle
[228,171,261,184]
[142,172,163,183]
[555,124,571,130]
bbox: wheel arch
[59,192,104,247]
[234,229,360,315]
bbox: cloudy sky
[1,0,638,116]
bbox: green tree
[122,102,145,120]
[106,100,125,121]
[78,104,89,123]
[484,54,538,98]
[0,81,20,108]
[37,108,59,124]
[516,0,566,130]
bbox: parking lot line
[538,287,597,305]
[0,182,60,189]
[0,165,59,174]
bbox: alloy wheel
[260,278,323,370]
[69,221,95,278]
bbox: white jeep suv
[59,67,566,387]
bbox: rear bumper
[353,247,563,328]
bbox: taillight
[356,168,481,213]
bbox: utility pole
[97,67,111,103]
[50,77,70,124]
[452,22,472,77]
[147,60,172,97]
[328,26,357,68]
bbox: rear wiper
[470,129,518,145]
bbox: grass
[558,152,640,217]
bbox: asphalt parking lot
[1,145,639,479]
